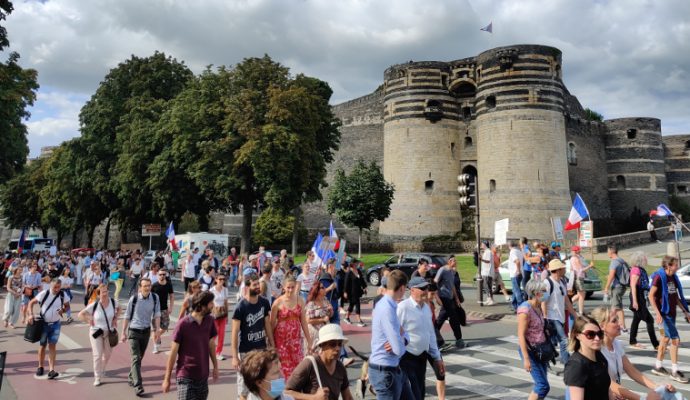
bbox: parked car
[494,257,602,299]
[366,253,449,286]
[676,263,690,289]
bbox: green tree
[253,207,306,245]
[0,157,48,234]
[0,0,13,50]
[79,52,193,236]
[584,108,604,122]
[327,160,395,257]
[39,144,79,246]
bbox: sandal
[630,343,646,349]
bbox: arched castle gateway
[300,44,690,241]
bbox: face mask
[541,290,550,303]
[268,378,285,398]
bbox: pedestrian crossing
[418,333,690,400]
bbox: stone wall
[663,134,690,199]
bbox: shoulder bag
[526,306,556,363]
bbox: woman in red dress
[269,274,312,380]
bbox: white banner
[494,218,509,246]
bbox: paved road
[2,272,690,399]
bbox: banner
[552,217,564,240]
[141,224,162,237]
[579,221,594,248]
[494,218,509,246]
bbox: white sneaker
[93,378,101,387]
[504,295,511,302]
[152,345,160,354]
[485,299,494,306]
[216,354,226,361]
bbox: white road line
[436,372,560,400]
[58,331,82,350]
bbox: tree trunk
[41,228,48,238]
[56,231,63,249]
[103,217,111,250]
[71,230,78,249]
[240,201,254,254]
[120,229,127,244]
[291,207,301,258]
[87,225,96,248]
[198,213,209,231]
[358,227,362,259]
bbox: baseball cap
[408,276,430,289]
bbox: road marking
[432,372,561,400]
[58,332,82,350]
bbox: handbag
[98,299,119,348]
[24,316,44,343]
[110,271,120,281]
[23,287,34,297]
[527,307,556,363]
[212,305,228,319]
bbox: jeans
[369,365,414,400]
[547,319,569,365]
[128,328,150,389]
[518,347,550,398]
[511,276,524,310]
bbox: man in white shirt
[128,252,145,297]
[398,277,445,400]
[479,241,494,305]
[27,278,68,379]
[542,259,578,367]
[508,240,525,312]
[268,259,284,302]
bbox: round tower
[603,118,668,220]
[378,61,463,238]
[475,45,572,240]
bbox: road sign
[579,221,594,248]
[141,224,162,237]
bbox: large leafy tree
[39,144,79,246]
[0,0,12,50]
[0,157,48,235]
[79,52,193,236]
[327,160,395,257]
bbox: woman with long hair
[270,275,311,380]
[343,262,367,326]
[58,266,74,323]
[77,283,119,386]
[112,258,126,301]
[627,251,660,350]
[178,281,201,320]
[209,274,230,360]
[563,315,612,400]
[517,279,550,400]
[304,281,332,353]
[3,266,22,328]
[591,306,675,400]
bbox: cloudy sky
[5,0,690,157]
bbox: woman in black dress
[343,264,367,326]
[563,315,612,400]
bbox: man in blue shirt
[369,270,413,399]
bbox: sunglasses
[581,330,604,340]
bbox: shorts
[662,315,680,340]
[610,285,626,308]
[160,309,170,330]
[573,278,586,293]
[40,321,61,346]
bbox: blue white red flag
[165,222,178,250]
[564,193,589,231]
[310,233,325,268]
[480,22,493,33]
[655,204,673,217]
[328,220,340,254]
[16,228,27,254]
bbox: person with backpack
[77,283,119,386]
[27,277,68,379]
[603,245,630,333]
[121,277,161,397]
[541,259,578,369]
[628,251,659,350]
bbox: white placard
[579,221,594,248]
[552,217,564,240]
[494,218,510,246]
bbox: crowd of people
[2,240,690,399]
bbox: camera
[92,328,104,339]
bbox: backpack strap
[39,291,62,320]
[307,355,323,388]
[128,294,138,321]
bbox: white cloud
[4,0,690,157]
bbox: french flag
[650,204,673,217]
[165,222,178,250]
[564,193,589,231]
[310,233,325,269]
[16,228,27,254]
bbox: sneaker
[652,366,670,376]
[135,386,145,397]
[344,318,351,324]
[36,367,44,377]
[440,343,455,353]
[47,370,59,379]
[485,299,494,306]
[621,328,629,335]
[356,322,366,327]
[671,371,689,383]
[152,344,160,354]
[65,317,73,324]
[216,354,226,361]
[455,339,466,349]
[342,357,355,367]
[339,308,346,315]
[504,295,511,302]
[93,378,101,387]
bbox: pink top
[517,301,546,345]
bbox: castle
[303,44,690,241]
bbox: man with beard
[162,291,219,400]
[231,273,274,400]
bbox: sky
[4,0,690,157]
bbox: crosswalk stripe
[438,371,560,400]
[58,332,81,350]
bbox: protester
[3,266,22,328]
[508,240,525,312]
[121,277,161,397]
[231,273,274,400]
[517,279,551,400]
[241,349,294,400]
[128,251,145,297]
[520,237,533,289]
[178,281,201,320]
[569,245,591,315]
[112,258,126,301]
[183,252,197,291]
[143,261,161,285]
[434,256,465,348]
[151,270,174,354]
[628,251,660,350]
[648,219,659,243]
[297,262,316,302]
[649,255,690,383]
[591,306,676,400]
[27,278,68,379]
[78,283,119,386]
[479,241,495,305]
[209,274,230,360]
[21,263,42,324]
[162,291,219,400]
[563,315,612,400]
[603,244,629,333]
[369,270,414,399]
[320,260,341,324]
[285,324,353,400]
[343,260,366,326]
[542,259,578,369]
[492,245,511,301]
[227,247,239,288]
[198,263,215,292]
[398,276,445,400]
[305,280,333,352]
[270,275,311,380]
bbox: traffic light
[457,173,476,208]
